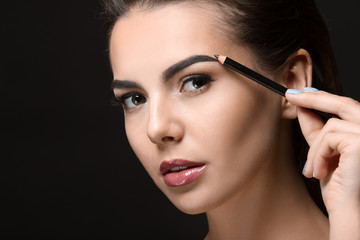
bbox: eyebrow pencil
[214,54,336,120]
[214,54,287,97]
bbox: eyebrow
[162,54,217,80]
[111,80,141,90]
[111,54,217,90]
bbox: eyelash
[180,74,215,94]
[113,74,215,111]
[112,91,146,112]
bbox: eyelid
[119,92,135,102]
[111,90,147,111]
[181,73,215,82]
[114,88,146,100]
[112,72,215,108]
[167,62,219,84]
[180,73,215,93]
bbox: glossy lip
[160,159,207,187]
[160,159,205,175]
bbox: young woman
[104,0,360,239]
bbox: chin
[160,185,217,215]
[172,201,208,215]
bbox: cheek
[187,82,275,153]
[190,86,282,183]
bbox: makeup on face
[112,55,217,88]
[110,5,288,214]
[160,159,207,187]
[110,54,218,111]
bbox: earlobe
[281,49,313,119]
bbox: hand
[286,88,360,239]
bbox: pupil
[133,95,143,105]
[194,78,205,88]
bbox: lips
[160,159,207,187]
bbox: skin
[109,3,360,240]
[287,91,360,240]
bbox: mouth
[160,159,207,187]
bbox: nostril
[162,136,175,142]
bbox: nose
[147,97,184,145]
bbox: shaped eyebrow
[111,80,141,90]
[111,54,217,90]
[162,54,217,80]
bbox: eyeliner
[214,54,287,97]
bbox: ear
[281,49,313,119]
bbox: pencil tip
[214,54,219,59]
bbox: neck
[205,121,329,240]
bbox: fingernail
[286,89,303,95]
[303,87,319,92]
[302,161,307,175]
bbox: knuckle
[326,117,340,126]
[323,118,340,132]
[322,131,333,140]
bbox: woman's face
[110,4,284,214]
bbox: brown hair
[102,0,343,215]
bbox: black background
[1,1,359,239]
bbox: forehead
[109,4,233,79]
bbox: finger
[302,118,360,178]
[312,132,360,179]
[286,90,360,122]
[297,106,324,146]
[312,132,339,180]
[308,119,360,159]
[296,106,324,178]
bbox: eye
[119,92,147,110]
[180,74,215,93]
